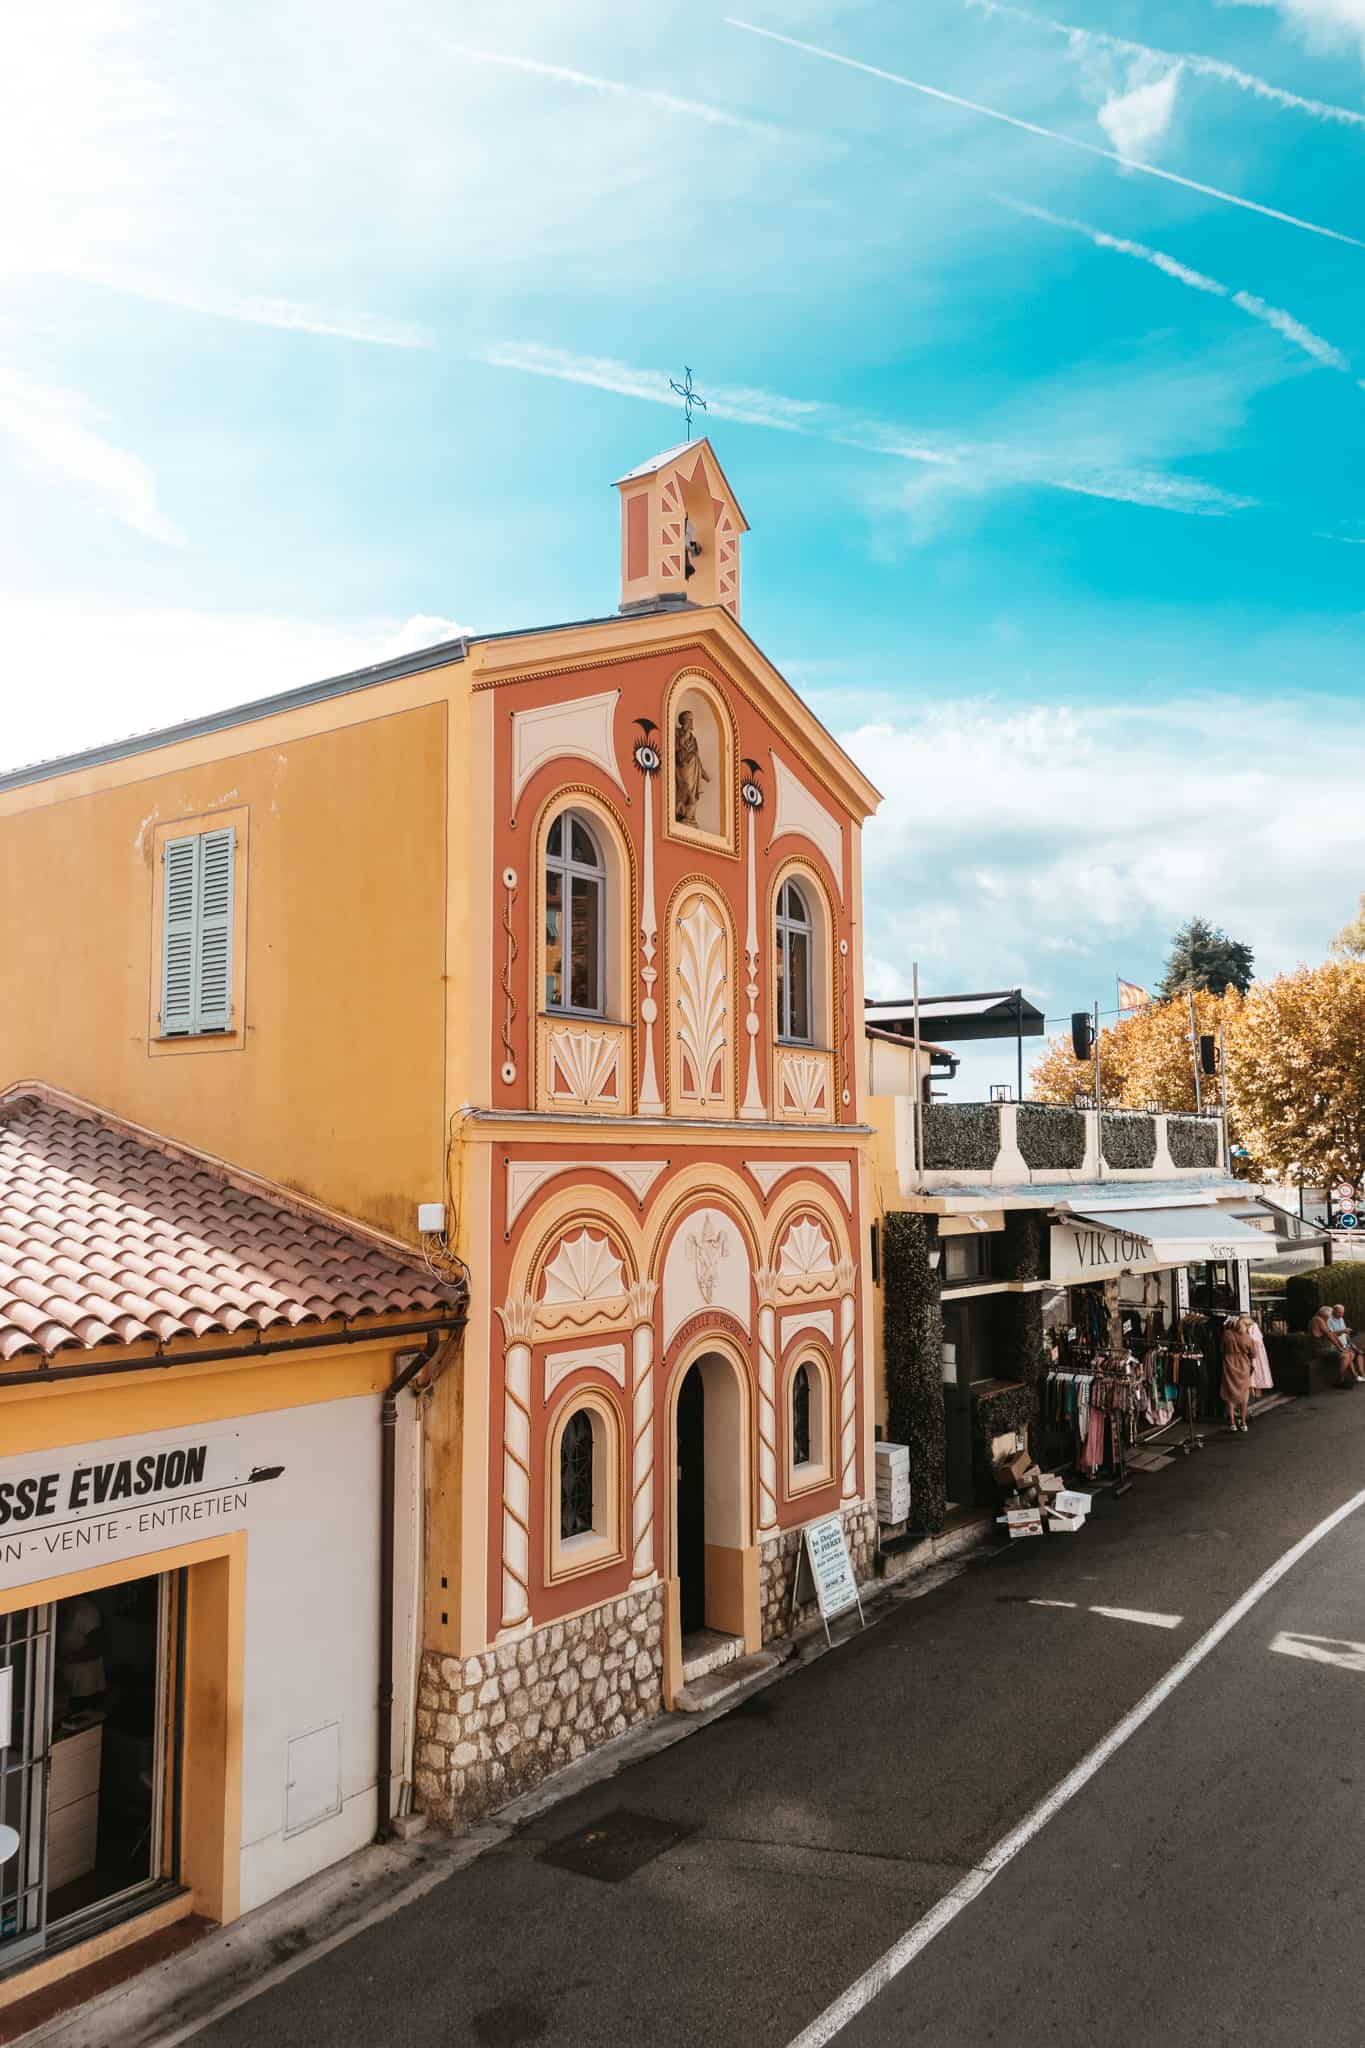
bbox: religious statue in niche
[674,708,711,826]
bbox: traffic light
[1071,1012,1094,1061]
[1199,1034,1217,1076]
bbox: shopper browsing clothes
[1220,1317,1256,1434]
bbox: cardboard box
[1003,1450,1035,1485]
[1047,1512,1084,1534]
[1038,1474,1063,1497]
[1054,1489,1092,1518]
[1003,1507,1043,1539]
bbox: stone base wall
[415,1583,664,1828]
[759,1501,878,1641]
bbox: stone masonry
[759,1501,877,1641]
[415,1582,664,1827]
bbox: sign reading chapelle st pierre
[0,1426,247,1592]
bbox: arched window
[545,810,605,1016]
[559,1408,595,1540]
[792,1363,812,1468]
[775,879,813,1045]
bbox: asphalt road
[197,1388,1365,2048]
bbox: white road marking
[785,1483,1365,2048]
[1271,1631,1365,1673]
[1089,1605,1183,1629]
[1028,1598,1077,1609]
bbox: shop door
[676,1365,706,1636]
[0,1604,52,1965]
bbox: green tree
[1331,892,1365,960]
[1157,917,1255,999]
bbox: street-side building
[0,1085,465,2005]
[0,440,882,1854]
[866,1027,1296,1519]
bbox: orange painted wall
[0,702,450,1240]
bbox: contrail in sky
[725,19,1365,250]
[962,0,1365,132]
[449,45,781,133]
[1001,198,1352,372]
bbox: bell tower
[613,437,748,620]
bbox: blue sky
[5,0,1365,1092]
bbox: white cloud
[1002,200,1353,374]
[726,18,1365,249]
[1224,0,1365,63]
[965,1,1365,130]
[0,368,183,546]
[1097,66,1181,159]
[0,606,470,776]
[841,694,1365,1061]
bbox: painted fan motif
[541,1229,627,1305]
[549,1027,621,1104]
[780,1053,828,1117]
[778,1217,835,1279]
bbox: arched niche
[663,670,736,854]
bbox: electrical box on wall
[417,1203,445,1235]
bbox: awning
[1066,1204,1274,1265]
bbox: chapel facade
[0,437,881,1835]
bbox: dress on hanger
[1246,1318,1274,1392]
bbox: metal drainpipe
[377,1321,466,1839]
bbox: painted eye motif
[633,740,661,774]
[741,779,764,810]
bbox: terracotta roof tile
[0,1089,466,1365]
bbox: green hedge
[1017,1104,1086,1171]
[882,1212,946,1533]
[1101,1113,1157,1171]
[1285,1266,1365,1331]
[922,1102,1001,1172]
[1167,1117,1219,1168]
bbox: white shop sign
[0,1427,246,1593]
[791,1513,866,1646]
[1050,1222,1248,1285]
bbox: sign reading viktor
[0,1427,245,1593]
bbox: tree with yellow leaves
[1226,962,1365,1196]
[1031,989,1239,1113]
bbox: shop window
[0,1571,181,1973]
[942,1235,992,1287]
[544,810,606,1017]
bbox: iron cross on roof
[669,366,708,440]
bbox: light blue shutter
[161,835,198,1035]
[160,827,234,1036]
[194,827,235,1032]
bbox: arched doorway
[668,1347,758,1693]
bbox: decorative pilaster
[627,1276,659,1580]
[755,1265,780,1533]
[634,723,665,1116]
[835,1258,857,1500]
[740,762,766,1118]
[496,1294,537,1634]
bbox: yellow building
[0,442,882,1984]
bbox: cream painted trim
[768,754,845,901]
[511,690,625,810]
[780,1306,836,1350]
[506,1156,669,1232]
[543,1341,626,1403]
[746,1158,854,1209]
